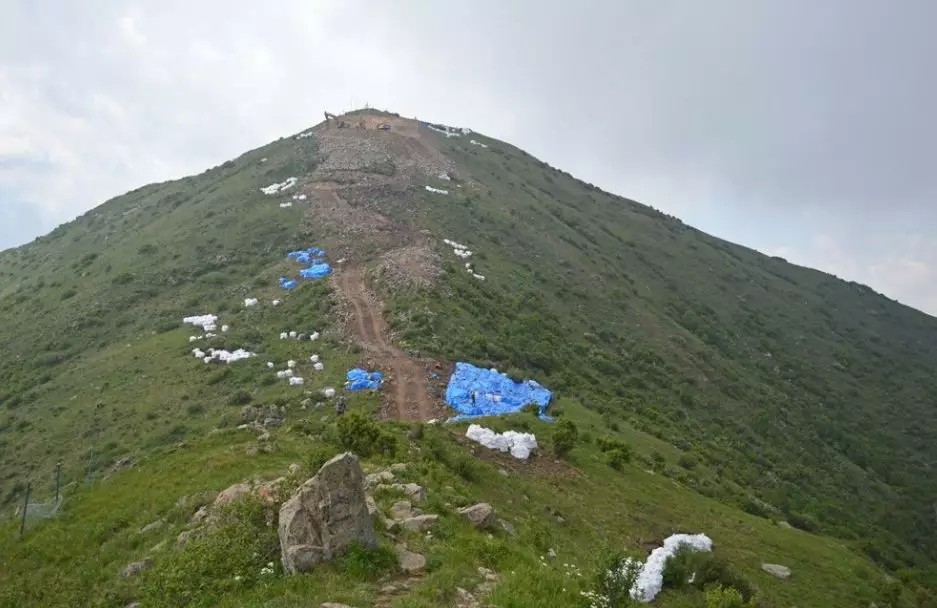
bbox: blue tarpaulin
[288,248,326,265]
[346,368,383,391]
[282,247,332,284]
[445,362,553,422]
[299,262,332,279]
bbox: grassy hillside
[0,109,936,605]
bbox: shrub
[521,403,540,417]
[606,448,631,470]
[584,550,642,607]
[706,585,755,608]
[340,542,398,580]
[552,419,579,457]
[678,453,699,470]
[337,412,397,458]
[662,547,754,602]
[227,390,252,406]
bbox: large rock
[279,452,377,574]
[761,563,792,579]
[396,545,426,574]
[401,514,439,532]
[458,503,497,530]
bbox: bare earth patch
[375,246,441,291]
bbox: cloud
[1,0,935,315]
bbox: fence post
[19,483,30,537]
[55,462,61,504]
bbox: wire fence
[16,463,64,536]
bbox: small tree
[552,419,579,457]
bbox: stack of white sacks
[465,424,538,460]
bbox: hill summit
[1,109,936,606]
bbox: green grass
[0,413,918,607]
[1,109,937,604]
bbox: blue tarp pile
[280,247,332,289]
[346,368,383,391]
[445,362,554,422]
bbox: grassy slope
[385,126,937,578]
[0,111,934,605]
[0,401,909,607]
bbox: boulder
[761,563,792,579]
[458,503,497,530]
[279,452,377,574]
[389,500,413,521]
[401,483,427,502]
[289,463,302,475]
[396,545,426,574]
[401,514,439,532]
[119,557,153,578]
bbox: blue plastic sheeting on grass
[299,262,332,279]
[279,277,298,290]
[445,362,554,422]
[346,368,383,391]
[287,248,326,264]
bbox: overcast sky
[2,1,936,314]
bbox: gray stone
[761,563,792,579]
[401,514,439,532]
[401,483,427,502]
[263,417,284,429]
[365,470,395,489]
[119,557,153,578]
[499,519,517,537]
[289,463,302,475]
[458,503,497,530]
[389,500,413,521]
[258,431,271,442]
[320,604,357,608]
[498,468,509,477]
[396,545,426,574]
[176,528,201,547]
[279,452,377,574]
[778,520,793,529]
[140,519,164,534]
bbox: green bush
[226,390,252,406]
[606,448,632,470]
[706,585,755,608]
[584,550,642,607]
[662,547,754,602]
[337,412,398,458]
[340,541,398,580]
[552,419,579,457]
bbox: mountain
[1,109,935,607]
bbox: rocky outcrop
[458,503,497,530]
[396,545,426,574]
[279,452,377,574]
[119,557,153,578]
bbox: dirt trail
[337,265,437,421]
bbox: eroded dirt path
[337,266,438,421]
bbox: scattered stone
[390,463,408,474]
[119,557,153,578]
[176,528,201,547]
[215,483,252,507]
[498,469,509,477]
[140,519,165,534]
[401,514,439,532]
[478,566,499,582]
[778,520,793,529]
[390,500,413,521]
[246,445,260,456]
[499,519,517,537]
[396,545,426,574]
[761,563,792,579]
[365,471,395,489]
[401,483,427,502]
[258,432,271,442]
[190,506,209,525]
[125,602,141,608]
[555,516,566,525]
[455,587,477,607]
[289,463,302,475]
[381,584,398,594]
[547,548,557,559]
[320,415,330,424]
[321,604,357,608]
[458,503,497,530]
[264,417,284,429]
[279,453,377,574]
